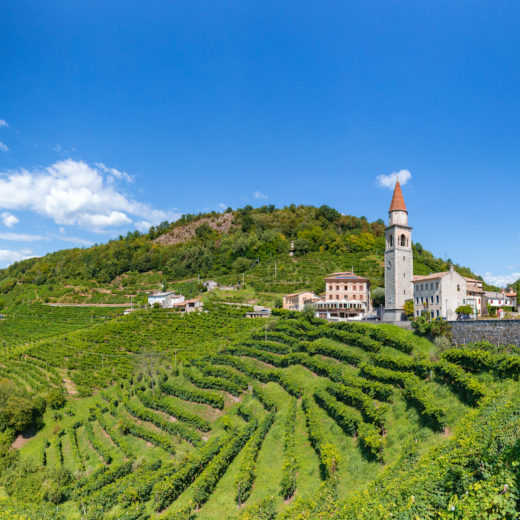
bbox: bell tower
[384,181,413,321]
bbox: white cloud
[0,159,173,231]
[253,191,268,200]
[376,169,412,189]
[95,162,133,183]
[0,119,7,127]
[483,272,520,287]
[0,248,33,267]
[0,141,9,152]
[1,212,19,228]
[0,232,45,242]
[135,220,152,232]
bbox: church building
[384,181,413,321]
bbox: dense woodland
[0,205,504,303]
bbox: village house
[174,298,204,313]
[283,291,320,311]
[412,267,469,320]
[312,271,371,320]
[483,289,517,313]
[147,291,185,308]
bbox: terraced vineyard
[1,307,520,519]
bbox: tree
[403,299,415,318]
[455,305,474,316]
[371,288,385,308]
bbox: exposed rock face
[153,212,236,246]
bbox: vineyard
[1,306,520,519]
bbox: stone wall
[450,320,520,347]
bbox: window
[329,285,332,290]
[389,235,393,247]
[463,299,466,304]
[436,282,439,289]
[436,295,439,304]
[344,285,348,290]
[436,310,440,317]
[431,283,434,290]
[457,285,460,291]
[431,311,435,318]
[430,296,433,304]
[421,297,424,303]
[336,286,339,291]
[336,295,339,300]
[400,234,406,247]
[416,297,419,304]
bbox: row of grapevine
[235,411,276,504]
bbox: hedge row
[153,435,227,511]
[119,417,176,455]
[192,423,256,507]
[236,411,276,504]
[314,388,359,436]
[360,364,447,431]
[301,395,341,479]
[214,355,303,398]
[252,330,299,347]
[296,339,362,366]
[124,398,201,446]
[83,420,113,464]
[326,383,386,429]
[183,365,244,397]
[67,425,85,471]
[370,352,431,379]
[159,378,225,410]
[252,383,277,411]
[139,390,211,432]
[94,407,135,459]
[280,398,298,500]
[433,360,486,405]
[75,461,133,498]
[242,338,291,355]
[443,348,520,379]
[195,361,250,389]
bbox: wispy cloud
[1,212,19,228]
[376,169,412,189]
[0,232,46,242]
[0,141,9,152]
[253,191,268,200]
[0,119,7,127]
[483,271,520,287]
[0,159,175,231]
[0,248,33,267]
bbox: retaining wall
[449,320,520,347]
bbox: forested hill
[0,204,497,298]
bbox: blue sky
[1,1,519,286]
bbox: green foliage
[0,379,46,434]
[235,411,276,504]
[455,304,474,315]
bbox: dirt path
[63,377,78,395]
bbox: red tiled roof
[389,181,407,212]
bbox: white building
[148,291,185,308]
[484,290,516,310]
[202,280,219,291]
[384,181,413,321]
[413,266,469,320]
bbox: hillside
[0,205,500,310]
[1,305,520,519]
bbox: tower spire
[389,181,407,213]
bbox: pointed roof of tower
[389,181,407,212]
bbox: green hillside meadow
[1,303,520,519]
[0,206,519,519]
